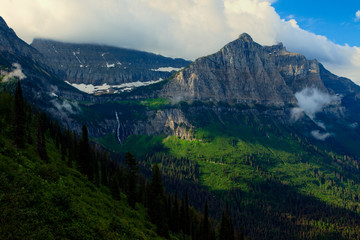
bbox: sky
[0,0,360,84]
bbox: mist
[291,87,339,140]
[294,88,339,120]
[2,63,27,82]
[311,130,331,141]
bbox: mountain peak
[0,16,7,28]
[0,16,41,59]
[0,16,15,35]
[238,33,253,42]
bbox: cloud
[311,130,331,141]
[356,10,360,22]
[290,107,304,122]
[292,88,338,139]
[0,0,360,84]
[349,122,358,129]
[2,63,27,82]
[294,88,339,119]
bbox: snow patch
[106,63,115,68]
[52,46,59,54]
[72,51,82,64]
[65,78,164,95]
[151,67,184,72]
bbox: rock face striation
[31,39,191,86]
[161,33,328,107]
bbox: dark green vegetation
[96,103,360,240]
[0,82,239,240]
[0,84,163,239]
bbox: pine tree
[147,163,169,238]
[78,125,93,180]
[13,80,25,148]
[200,200,210,240]
[110,171,121,200]
[171,192,180,232]
[36,113,48,162]
[219,203,234,240]
[184,190,190,234]
[125,152,138,208]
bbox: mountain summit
[161,33,330,107]
[238,32,253,42]
[0,17,40,59]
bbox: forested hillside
[97,103,360,239]
[0,80,240,240]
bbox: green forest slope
[97,104,360,239]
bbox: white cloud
[2,63,27,82]
[0,0,360,84]
[292,88,338,138]
[356,10,360,22]
[294,88,339,119]
[311,130,332,141]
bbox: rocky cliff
[160,33,328,107]
[31,39,191,86]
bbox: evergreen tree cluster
[4,81,242,240]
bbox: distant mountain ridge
[31,38,191,90]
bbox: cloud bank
[1,0,360,84]
[356,10,360,22]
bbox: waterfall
[115,111,122,144]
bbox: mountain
[31,39,191,94]
[161,33,330,106]
[0,17,93,133]
[3,16,360,239]
[82,33,360,239]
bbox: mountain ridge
[0,16,41,60]
[160,32,331,107]
[31,38,191,88]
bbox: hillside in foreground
[0,89,168,240]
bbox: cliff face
[31,39,191,86]
[161,33,327,107]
